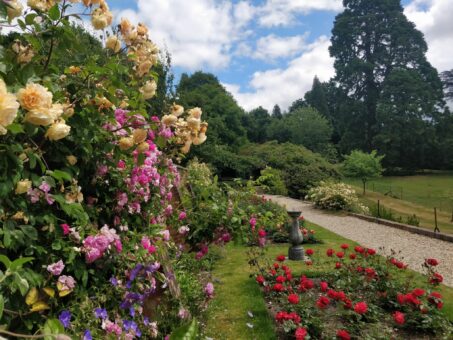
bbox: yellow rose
[162,114,177,126]
[0,79,20,135]
[188,107,202,119]
[12,41,34,64]
[136,60,152,78]
[25,103,63,126]
[187,117,201,131]
[17,83,53,111]
[15,180,32,194]
[91,7,113,30]
[27,0,56,11]
[66,155,77,165]
[137,23,148,36]
[119,137,134,150]
[170,104,184,117]
[193,133,207,146]
[140,80,157,99]
[181,140,192,154]
[133,129,147,144]
[136,141,149,153]
[106,35,121,53]
[200,122,208,133]
[45,120,71,141]
[7,0,23,21]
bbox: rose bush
[0,0,213,338]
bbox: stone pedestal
[288,211,304,261]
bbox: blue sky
[109,0,453,111]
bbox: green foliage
[304,76,330,118]
[254,167,288,196]
[240,142,340,198]
[342,150,384,194]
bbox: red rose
[256,275,265,285]
[306,248,314,256]
[335,262,342,269]
[276,275,286,283]
[327,289,337,299]
[430,272,443,284]
[340,243,349,249]
[356,266,363,272]
[276,255,286,262]
[412,288,425,297]
[286,272,293,280]
[288,293,300,304]
[273,263,279,269]
[336,329,351,340]
[295,327,307,340]
[320,281,328,292]
[282,265,288,271]
[425,258,439,266]
[316,296,330,309]
[349,253,357,260]
[258,229,266,237]
[343,298,353,309]
[305,260,313,266]
[300,278,314,291]
[367,248,376,255]
[405,293,421,305]
[354,246,364,253]
[336,251,345,259]
[354,301,368,314]
[428,292,443,309]
[326,248,334,257]
[270,269,277,276]
[396,261,406,269]
[273,283,284,292]
[289,312,301,324]
[393,311,405,325]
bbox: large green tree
[329,0,445,168]
[304,76,330,118]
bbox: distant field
[344,173,453,234]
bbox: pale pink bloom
[47,260,65,276]
[58,275,76,290]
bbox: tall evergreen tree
[304,76,330,118]
[329,0,444,166]
[246,107,272,143]
[272,104,283,119]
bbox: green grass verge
[204,221,453,339]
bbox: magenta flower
[204,282,214,298]
[60,223,71,235]
[178,211,187,221]
[47,260,65,276]
[39,182,51,193]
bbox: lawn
[204,221,453,339]
[344,173,453,234]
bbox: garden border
[349,213,453,243]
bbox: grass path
[204,222,453,339]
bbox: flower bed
[249,223,452,339]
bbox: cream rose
[45,120,71,141]
[136,60,152,78]
[162,114,177,126]
[136,141,149,153]
[0,79,20,135]
[91,7,113,30]
[170,104,184,117]
[66,155,77,165]
[188,107,202,119]
[140,80,157,100]
[132,129,147,144]
[187,117,201,131]
[27,0,56,11]
[17,83,53,111]
[118,137,134,150]
[15,180,32,195]
[106,35,121,53]
[181,140,192,154]
[193,133,207,146]
[7,0,23,21]
[25,104,63,126]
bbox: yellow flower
[119,137,134,150]
[68,66,81,74]
[25,288,39,306]
[91,6,113,30]
[66,155,77,165]
[45,120,71,141]
[30,301,50,312]
[136,60,152,78]
[133,129,147,144]
[170,104,184,117]
[187,117,201,131]
[162,114,177,126]
[106,35,121,53]
[12,41,35,64]
[193,132,207,146]
[27,0,56,12]
[137,141,149,153]
[6,0,23,22]
[17,83,53,111]
[181,140,192,154]
[0,79,20,135]
[140,80,157,99]
[188,107,202,119]
[24,103,63,126]
[15,179,32,194]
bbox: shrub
[240,141,340,198]
[307,181,369,213]
[254,166,288,195]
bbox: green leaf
[170,319,199,340]
[47,169,72,182]
[14,273,29,296]
[10,257,34,271]
[0,294,4,320]
[7,123,25,135]
[48,4,61,21]
[25,13,37,25]
[0,255,11,269]
[43,318,65,340]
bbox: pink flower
[178,226,190,235]
[178,211,187,220]
[117,160,126,169]
[27,188,41,203]
[114,239,122,252]
[60,224,71,235]
[141,237,151,250]
[160,229,170,241]
[47,260,65,276]
[58,275,76,290]
[85,247,102,263]
[39,182,51,193]
[96,165,108,177]
[204,282,214,298]
[164,204,173,216]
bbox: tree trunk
[362,180,366,195]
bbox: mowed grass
[204,221,453,339]
[344,173,453,234]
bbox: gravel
[265,195,453,287]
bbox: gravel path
[265,195,453,287]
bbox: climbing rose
[258,229,266,237]
[354,301,368,314]
[288,294,299,304]
[393,311,405,325]
[412,288,425,297]
[336,329,351,340]
[316,296,330,309]
[60,223,71,235]
[295,327,307,340]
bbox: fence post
[434,208,440,233]
[377,200,380,218]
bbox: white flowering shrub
[306,181,369,214]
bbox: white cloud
[251,33,309,61]
[225,36,335,111]
[117,0,254,70]
[405,0,453,72]
[258,0,342,27]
